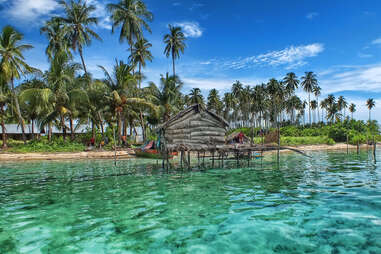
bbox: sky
[0,0,381,121]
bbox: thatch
[158,104,229,151]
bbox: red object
[90,137,95,145]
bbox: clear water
[1,151,381,254]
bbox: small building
[158,104,229,151]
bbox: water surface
[0,151,381,253]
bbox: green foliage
[280,136,335,146]
[3,136,85,153]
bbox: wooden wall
[164,109,227,146]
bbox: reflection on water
[0,150,380,253]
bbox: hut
[158,104,229,151]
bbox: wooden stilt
[248,151,250,167]
[212,151,215,168]
[346,134,349,154]
[180,151,183,169]
[202,151,205,168]
[188,151,191,170]
[373,137,376,163]
[357,141,360,154]
[197,152,200,168]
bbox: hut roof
[158,104,229,130]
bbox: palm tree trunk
[117,112,122,145]
[172,51,176,77]
[97,112,104,139]
[11,77,27,144]
[139,112,145,142]
[91,120,95,139]
[70,116,75,140]
[1,105,7,148]
[48,122,52,142]
[31,119,35,140]
[308,93,311,125]
[316,97,320,123]
[369,110,371,122]
[60,114,66,141]
[139,62,142,89]
[78,46,87,75]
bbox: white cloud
[358,53,373,58]
[172,2,181,6]
[306,12,319,19]
[5,0,59,22]
[320,64,381,94]
[215,43,324,70]
[174,22,203,38]
[371,37,381,45]
[87,0,112,30]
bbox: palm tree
[98,60,157,141]
[40,17,72,61]
[337,96,347,121]
[129,38,153,89]
[164,25,186,76]
[189,88,204,105]
[57,0,101,74]
[157,73,183,121]
[366,98,375,122]
[283,72,299,95]
[301,72,318,125]
[327,103,341,123]
[313,85,321,123]
[207,89,223,115]
[0,74,10,148]
[349,103,356,120]
[310,100,318,123]
[0,26,37,144]
[107,0,153,58]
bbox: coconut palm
[157,73,183,121]
[107,0,153,58]
[310,100,318,123]
[0,74,10,148]
[129,38,153,89]
[164,25,186,76]
[283,72,299,96]
[189,88,204,105]
[327,103,341,123]
[301,72,318,125]
[366,98,375,122]
[207,89,223,115]
[0,25,37,144]
[40,17,72,61]
[349,103,356,120]
[313,85,321,123]
[57,0,101,74]
[98,60,157,141]
[337,96,347,120]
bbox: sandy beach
[0,143,375,161]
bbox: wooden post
[357,141,359,154]
[212,151,215,168]
[113,126,117,166]
[166,150,169,171]
[180,151,183,169]
[197,152,200,168]
[236,151,239,167]
[202,151,205,168]
[222,152,224,168]
[373,136,376,162]
[247,151,250,167]
[346,134,349,154]
[188,151,191,170]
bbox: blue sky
[1,0,381,121]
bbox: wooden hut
[158,104,229,151]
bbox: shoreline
[0,143,375,161]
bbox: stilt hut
[158,104,229,151]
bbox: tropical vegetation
[0,0,379,152]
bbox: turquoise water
[1,151,381,253]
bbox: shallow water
[1,150,381,253]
